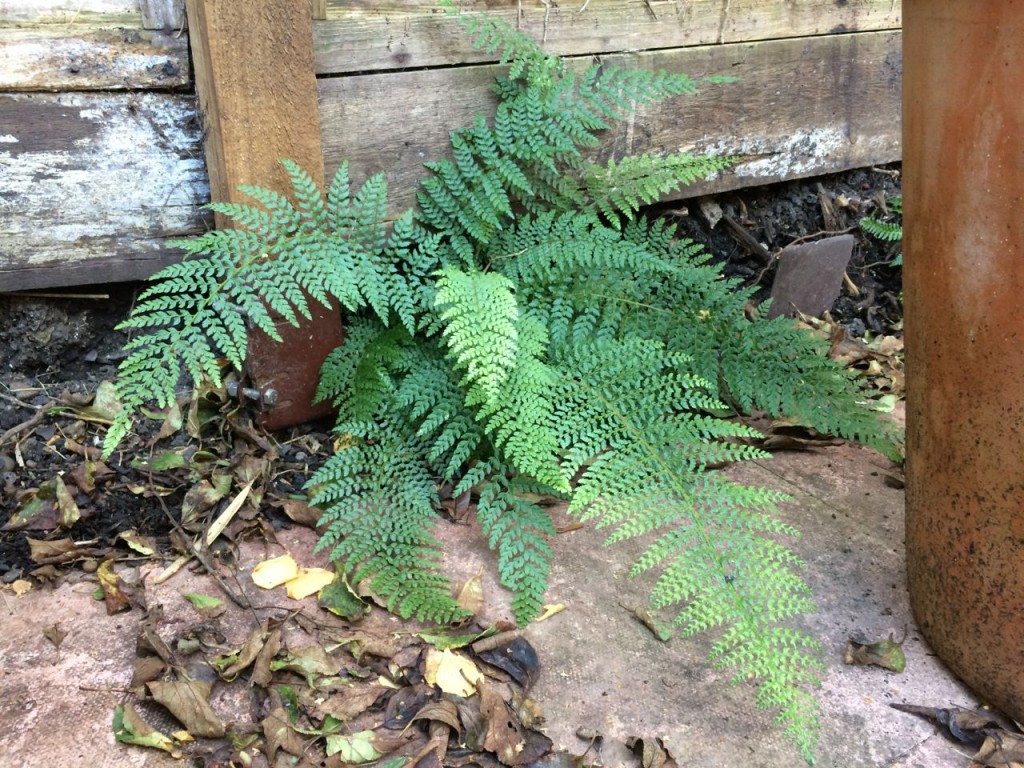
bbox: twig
[643,0,659,21]
[153,493,251,611]
[577,0,590,11]
[0,410,45,449]
[0,391,43,410]
[786,226,856,247]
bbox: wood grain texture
[314,0,902,75]
[185,0,339,429]
[0,25,189,91]
[318,30,902,213]
[0,93,209,291]
[185,0,325,217]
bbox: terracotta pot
[904,0,1024,720]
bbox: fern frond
[103,162,444,457]
[550,338,823,760]
[475,465,556,625]
[309,417,468,624]
[585,152,735,227]
[434,267,519,401]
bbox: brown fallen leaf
[971,731,1024,767]
[456,567,485,616]
[480,681,552,765]
[411,699,462,734]
[97,559,132,614]
[844,627,907,672]
[890,702,1006,745]
[148,677,226,738]
[43,623,67,650]
[261,705,306,763]
[315,682,387,722]
[626,736,679,768]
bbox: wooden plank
[140,0,185,30]
[185,0,325,218]
[186,0,339,430]
[0,92,209,291]
[0,25,189,91]
[314,0,902,75]
[0,1,141,25]
[317,30,902,213]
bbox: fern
[104,6,906,761]
[859,195,903,266]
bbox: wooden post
[185,0,342,430]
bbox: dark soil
[0,165,903,579]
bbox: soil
[0,164,903,579]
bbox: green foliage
[106,7,904,762]
[859,195,903,266]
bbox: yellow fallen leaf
[455,566,485,615]
[536,603,565,622]
[8,579,32,597]
[424,648,482,697]
[252,554,299,589]
[285,568,335,600]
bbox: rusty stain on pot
[904,0,1024,722]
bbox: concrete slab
[0,440,979,767]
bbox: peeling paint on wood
[0,26,189,91]
[0,92,209,291]
[318,30,902,213]
[0,0,141,25]
[139,0,185,31]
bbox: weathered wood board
[314,0,901,74]
[318,29,902,213]
[0,93,209,291]
[0,26,189,91]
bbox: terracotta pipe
[904,0,1024,720]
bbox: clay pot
[904,0,1024,720]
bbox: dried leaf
[97,559,132,614]
[286,567,335,600]
[215,621,275,680]
[277,497,321,528]
[972,731,1024,766]
[262,705,306,762]
[626,736,679,768]
[252,553,300,589]
[844,629,907,672]
[480,682,552,765]
[118,529,157,556]
[424,649,482,697]
[271,644,341,686]
[316,683,386,722]
[456,567,485,615]
[476,636,540,690]
[43,623,67,649]
[26,537,78,564]
[148,678,226,737]
[411,699,462,734]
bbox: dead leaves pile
[891,703,1024,768]
[113,583,588,768]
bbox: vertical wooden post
[185,0,341,430]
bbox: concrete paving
[0,427,981,767]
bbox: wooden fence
[0,0,902,292]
